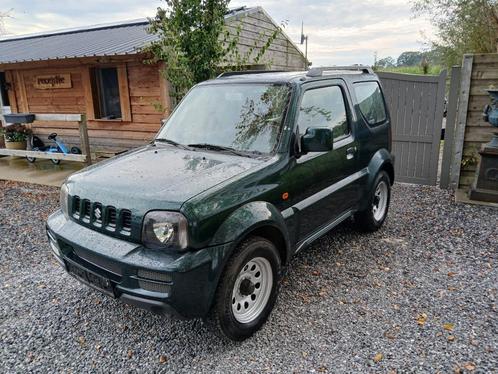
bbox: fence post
[440,66,461,189]
[449,55,473,190]
[78,114,92,166]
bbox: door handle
[346,147,356,160]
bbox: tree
[412,0,498,67]
[376,56,396,68]
[397,51,424,66]
[146,0,282,102]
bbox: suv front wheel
[207,236,281,341]
[354,170,391,232]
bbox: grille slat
[73,196,81,217]
[83,200,91,221]
[107,207,117,228]
[121,210,132,231]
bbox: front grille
[70,196,135,238]
[73,247,122,276]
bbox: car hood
[67,145,263,211]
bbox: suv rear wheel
[207,236,281,341]
[354,170,391,232]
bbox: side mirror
[301,127,333,153]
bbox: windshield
[156,83,290,154]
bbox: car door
[283,80,361,241]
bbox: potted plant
[0,124,32,150]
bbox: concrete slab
[455,188,498,208]
[0,156,84,187]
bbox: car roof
[202,66,378,85]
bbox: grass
[376,65,444,75]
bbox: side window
[353,81,387,126]
[297,86,349,140]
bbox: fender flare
[209,201,292,264]
[360,149,394,210]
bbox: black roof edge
[217,70,286,78]
[0,20,150,44]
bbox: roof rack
[217,70,285,78]
[306,65,374,77]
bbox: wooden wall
[225,8,307,70]
[3,57,168,153]
[458,53,498,189]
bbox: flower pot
[4,137,27,150]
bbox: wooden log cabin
[0,6,307,155]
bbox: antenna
[300,21,309,69]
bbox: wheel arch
[210,201,292,266]
[366,148,395,188]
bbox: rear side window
[298,86,349,139]
[354,82,387,126]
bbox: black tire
[51,158,61,165]
[206,236,281,341]
[354,171,391,232]
[26,147,38,163]
[71,146,82,154]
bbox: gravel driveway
[0,180,496,373]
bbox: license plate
[67,261,114,297]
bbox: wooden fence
[449,53,498,191]
[0,113,91,165]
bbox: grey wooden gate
[378,71,447,185]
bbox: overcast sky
[0,0,435,66]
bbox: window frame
[296,83,352,143]
[83,64,131,122]
[352,80,388,128]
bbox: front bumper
[46,211,231,319]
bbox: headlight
[60,183,69,219]
[142,211,188,250]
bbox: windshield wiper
[187,143,253,157]
[154,138,190,150]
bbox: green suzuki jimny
[47,66,394,341]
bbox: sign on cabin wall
[34,74,72,89]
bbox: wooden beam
[0,54,152,71]
[0,148,86,162]
[5,71,18,113]
[449,55,474,189]
[81,66,96,120]
[117,64,132,122]
[15,71,29,112]
[78,114,92,166]
[35,113,83,122]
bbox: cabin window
[92,67,122,119]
